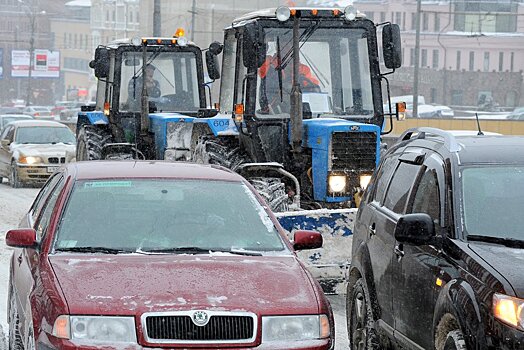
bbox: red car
[6,161,334,349]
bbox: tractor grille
[330,131,377,171]
[48,157,66,164]
[144,313,256,343]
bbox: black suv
[346,128,524,350]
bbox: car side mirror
[293,230,323,251]
[6,228,37,248]
[382,23,402,70]
[1,139,10,148]
[394,213,435,246]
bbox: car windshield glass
[54,179,287,254]
[119,50,200,113]
[462,166,524,241]
[256,27,373,118]
[15,127,76,144]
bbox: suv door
[354,147,403,335]
[371,149,423,339]
[391,151,445,349]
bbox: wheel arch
[433,279,488,350]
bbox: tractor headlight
[19,156,42,165]
[359,174,372,190]
[344,5,357,21]
[177,36,188,47]
[53,315,137,343]
[328,175,346,193]
[276,6,291,22]
[262,315,330,342]
[493,293,524,330]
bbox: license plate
[47,166,59,173]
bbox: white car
[23,106,54,120]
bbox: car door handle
[394,244,405,259]
[368,224,376,237]
[17,255,23,265]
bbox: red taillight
[34,113,40,117]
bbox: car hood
[50,254,320,315]
[12,143,75,157]
[469,243,524,297]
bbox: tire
[347,279,379,350]
[192,137,248,171]
[250,177,289,212]
[443,329,467,350]
[9,161,21,188]
[76,125,113,161]
[8,290,23,350]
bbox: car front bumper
[15,164,61,183]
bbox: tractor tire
[443,330,467,350]
[76,125,113,161]
[193,137,248,171]
[250,177,289,212]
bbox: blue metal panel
[82,111,108,125]
[148,113,194,159]
[193,115,239,136]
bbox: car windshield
[54,179,287,254]
[119,51,201,113]
[461,166,524,241]
[255,26,373,118]
[15,126,76,144]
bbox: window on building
[410,48,415,66]
[411,12,416,30]
[469,51,475,71]
[499,52,504,72]
[434,13,440,32]
[451,90,463,105]
[423,12,429,31]
[421,49,428,67]
[395,12,401,26]
[510,52,514,72]
[106,11,109,22]
[430,88,437,103]
[402,12,406,31]
[483,52,490,72]
[129,11,133,23]
[456,51,461,70]
[432,49,439,69]
[74,33,77,49]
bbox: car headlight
[493,293,524,330]
[359,174,372,190]
[53,315,137,343]
[328,175,346,193]
[19,156,42,165]
[262,315,330,342]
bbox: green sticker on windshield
[84,181,132,188]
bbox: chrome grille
[142,311,257,344]
[48,157,66,164]
[330,131,377,172]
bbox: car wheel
[8,291,24,350]
[9,161,21,188]
[443,329,467,350]
[348,279,379,350]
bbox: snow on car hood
[50,254,320,315]
[469,243,524,297]
[12,143,75,157]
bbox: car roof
[0,114,33,118]
[8,120,67,128]
[70,161,245,182]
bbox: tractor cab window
[256,27,374,119]
[119,51,200,113]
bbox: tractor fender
[77,111,107,134]
[432,279,488,350]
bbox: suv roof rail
[399,127,461,152]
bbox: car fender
[349,240,381,322]
[433,279,488,349]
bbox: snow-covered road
[0,181,349,349]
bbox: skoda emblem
[351,125,360,131]
[192,311,209,326]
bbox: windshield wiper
[138,246,262,256]
[467,235,524,249]
[55,246,134,254]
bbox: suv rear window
[383,162,420,214]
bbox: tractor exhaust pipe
[290,15,302,155]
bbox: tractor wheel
[193,137,248,171]
[76,125,113,161]
[250,177,289,212]
[443,330,467,350]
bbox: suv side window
[411,168,440,221]
[35,176,65,241]
[383,161,421,214]
[371,155,398,203]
